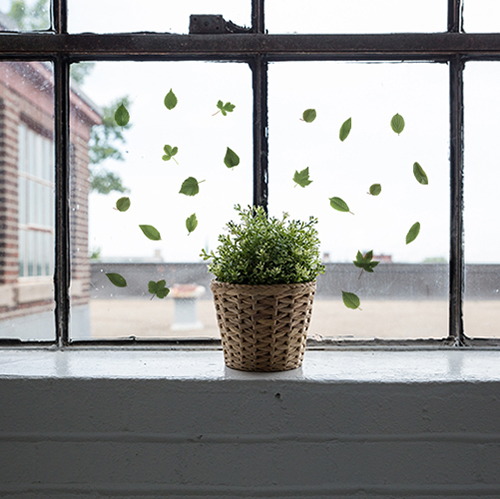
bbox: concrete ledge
[0,284,15,307]
[16,280,53,304]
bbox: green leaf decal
[369,184,382,196]
[391,113,405,134]
[353,250,379,278]
[215,100,235,116]
[164,89,177,110]
[302,109,316,123]
[114,104,130,127]
[293,167,313,188]
[106,272,127,288]
[406,222,421,245]
[115,196,130,212]
[342,291,360,310]
[162,144,179,163]
[224,147,240,168]
[179,177,203,196]
[339,117,352,142]
[329,196,352,214]
[148,279,170,300]
[413,162,428,185]
[139,224,161,241]
[186,213,198,235]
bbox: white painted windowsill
[1,347,500,383]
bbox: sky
[2,0,500,263]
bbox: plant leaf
[339,117,352,141]
[162,144,178,161]
[302,109,316,123]
[413,162,428,185]
[216,100,235,116]
[186,213,198,235]
[148,279,170,299]
[224,147,240,168]
[106,273,127,288]
[116,196,130,212]
[293,167,313,187]
[148,280,158,294]
[179,177,201,196]
[329,196,351,213]
[406,222,421,245]
[353,250,379,273]
[342,290,360,310]
[114,104,130,127]
[164,89,177,110]
[391,113,405,134]
[139,224,161,241]
[369,184,382,196]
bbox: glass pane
[0,0,50,31]
[269,62,450,340]
[266,0,447,34]
[70,61,252,340]
[0,61,55,341]
[463,0,500,33]
[69,0,250,34]
[464,62,500,339]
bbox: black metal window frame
[1,0,500,347]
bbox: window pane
[69,0,250,34]
[269,62,449,340]
[464,62,500,339]
[266,0,447,34]
[0,0,50,31]
[69,61,252,340]
[463,0,500,33]
[0,61,55,341]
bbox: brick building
[0,54,100,339]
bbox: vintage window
[0,0,499,347]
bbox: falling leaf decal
[148,279,170,299]
[342,291,361,310]
[115,197,130,212]
[329,196,353,214]
[114,104,130,127]
[139,224,161,241]
[413,162,428,185]
[293,167,313,187]
[339,118,352,142]
[106,273,127,288]
[215,100,235,116]
[179,177,204,196]
[186,213,198,235]
[369,184,382,196]
[406,222,421,244]
[302,109,316,123]
[164,89,178,110]
[391,113,405,134]
[224,148,240,168]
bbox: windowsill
[1,347,499,383]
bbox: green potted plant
[201,205,325,372]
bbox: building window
[18,123,54,278]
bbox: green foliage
[106,273,127,288]
[302,109,316,123]
[115,197,130,212]
[90,247,101,260]
[215,100,235,116]
[353,250,379,277]
[224,147,240,168]
[406,222,421,245]
[329,196,352,214]
[413,162,428,185]
[293,167,313,188]
[164,89,178,110]
[201,205,325,285]
[339,118,352,141]
[70,62,95,85]
[391,113,405,134]
[148,280,170,299]
[114,104,130,127]
[90,170,129,195]
[342,291,361,310]
[179,177,204,196]
[7,0,48,30]
[139,224,161,241]
[162,144,179,163]
[369,184,382,196]
[186,213,198,235]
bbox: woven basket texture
[210,280,316,372]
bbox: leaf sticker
[148,279,170,300]
[215,100,235,116]
[391,113,405,134]
[164,89,177,110]
[302,109,316,123]
[342,291,361,310]
[413,162,428,185]
[224,147,240,168]
[179,177,204,196]
[106,272,127,288]
[369,184,382,196]
[115,196,130,212]
[293,167,313,188]
[139,224,161,241]
[353,250,379,278]
[114,104,130,127]
[406,222,421,245]
[329,196,353,214]
[186,213,198,235]
[339,117,352,142]
[162,144,179,164]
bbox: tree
[5,0,130,194]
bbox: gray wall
[91,262,500,299]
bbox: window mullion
[52,0,68,34]
[448,0,463,33]
[252,0,265,34]
[449,55,465,344]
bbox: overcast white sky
[3,0,500,263]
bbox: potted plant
[201,205,325,372]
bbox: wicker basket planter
[210,280,316,372]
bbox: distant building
[0,23,100,338]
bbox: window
[0,0,499,347]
